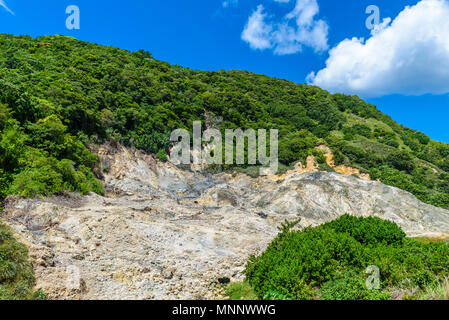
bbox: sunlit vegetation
[231,215,449,300]
[0,223,45,300]
[1,34,448,207]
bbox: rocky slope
[3,145,449,300]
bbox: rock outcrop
[3,145,449,300]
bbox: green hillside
[1,33,449,207]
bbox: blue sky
[1,0,449,142]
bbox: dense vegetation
[240,215,449,300]
[0,223,44,299]
[0,34,449,207]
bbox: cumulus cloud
[0,0,14,15]
[308,0,449,97]
[242,0,329,54]
[241,5,273,50]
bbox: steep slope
[1,34,449,208]
[2,145,449,299]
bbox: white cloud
[0,0,14,15]
[222,0,238,8]
[242,0,329,54]
[241,5,273,50]
[308,0,449,98]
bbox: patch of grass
[413,236,449,244]
[233,163,290,178]
[408,278,449,300]
[262,290,294,300]
[225,282,259,300]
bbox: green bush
[278,130,317,165]
[343,125,373,140]
[322,214,406,246]
[262,290,294,300]
[9,155,103,198]
[0,169,10,202]
[387,151,416,173]
[245,224,366,299]
[156,148,168,162]
[0,118,103,198]
[225,282,259,300]
[244,215,449,300]
[0,223,45,300]
[319,271,391,300]
[10,166,63,198]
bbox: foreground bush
[244,215,449,300]
[0,223,45,300]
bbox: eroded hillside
[3,145,449,300]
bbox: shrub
[10,165,63,198]
[387,151,416,173]
[278,130,317,165]
[381,138,400,148]
[319,271,391,300]
[245,225,365,299]
[225,282,259,300]
[9,156,103,198]
[0,223,45,300]
[156,148,168,162]
[244,215,449,300]
[319,163,335,172]
[322,214,406,246]
[333,150,346,166]
[262,290,294,300]
[0,169,10,202]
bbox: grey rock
[2,144,449,300]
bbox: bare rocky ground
[3,145,449,300]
